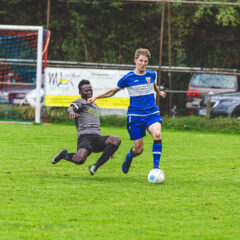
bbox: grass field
[0,123,240,240]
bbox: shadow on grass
[47,173,145,184]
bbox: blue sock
[127,147,134,160]
[152,143,162,168]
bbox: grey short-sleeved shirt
[70,98,101,138]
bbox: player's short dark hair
[78,79,90,90]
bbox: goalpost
[0,25,49,123]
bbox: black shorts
[77,134,109,154]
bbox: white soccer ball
[148,169,165,184]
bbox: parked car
[186,73,239,114]
[198,92,240,118]
[0,69,45,105]
[0,85,34,104]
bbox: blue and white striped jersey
[117,70,159,116]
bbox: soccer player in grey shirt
[52,79,121,176]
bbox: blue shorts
[127,113,162,140]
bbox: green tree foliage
[171,2,240,68]
[0,0,46,26]
[56,1,165,64]
[1,0,240,115]
[1,0,240,69]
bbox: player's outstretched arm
[154,82,166,98]
[87,87,120,104]
[67,106,80,119]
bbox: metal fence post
[207,91,213,119]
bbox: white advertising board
[44,67,130,108]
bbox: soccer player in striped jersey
[87,48,166,173]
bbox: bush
[45,107,240,134]
[46,107,71,123]
[2,106,240,134]
[0,104,35,121]
[45,107,126,126]
[163,115,240,134]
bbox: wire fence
[47,61,240,117]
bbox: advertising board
[44,67,129,108]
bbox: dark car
[186,73,239,114]
[198,92,240,118]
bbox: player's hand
[87,96,96,104]
[69,111,80,119]
[159,91,166,98]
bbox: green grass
[0,123,240,240]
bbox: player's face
[80,84,93,100]
[134,55,149,74]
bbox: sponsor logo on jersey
[127,83,154,97]
[88,107,99,116]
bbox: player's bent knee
[153,132,161,140]
[114,137,121,146]
[73,155,87,165]
[75,158,86,165]
[107,136,121,146]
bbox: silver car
[186,73,239,114]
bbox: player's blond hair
[134,48,151,59]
